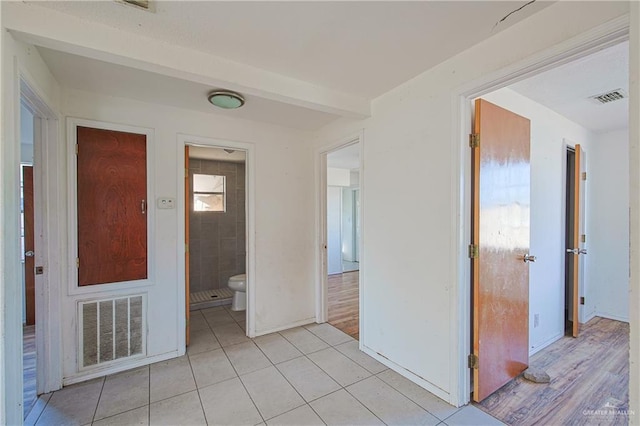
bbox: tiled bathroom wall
[188,158,246,292]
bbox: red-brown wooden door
[23,165,36,325]
[77,126,147,286]
[472,99,532,402]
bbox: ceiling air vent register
[119,0,150,10]
[589,89,627,105]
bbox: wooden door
[23,165,36,325]
[77,126,147,286]
[185,146,190,346]
[472,99,532,402]
[568,145,587,337]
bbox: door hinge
[185,168,189,178]
[469,133,480,148]
[75,143,79,155]
[581,234,586,243]
[581,172,587,181]
[468,244,479,259]
[580,296,585,305]
[76,257,80,268]
[468,354,479,369]
[185,243,189,253]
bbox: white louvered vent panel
[80,295,145,369]
[590,89,626,104]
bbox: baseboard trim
[254,317,317,337]
[360,344,453,405]
[63,350,179,386]
[595,312,629,323]
[529,332,564,356]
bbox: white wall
[58,88,316,379]
[1,32,62,424]
[588,128,629,322]
[313,2,629,404]
[327,167,350,186]
[20,103,34,163]
[629,4,640,420]
[341,188,356,262]
[327,186,342,275]
[481,88,595,353]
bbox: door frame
[66,118,156,295]
[451,17,629,406]
[562,140,586,337]
[176,134,256,338]
[315,131,364,334]
[20,76,63,397]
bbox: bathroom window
[193,174,226,212]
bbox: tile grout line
[90,377,107,424]
[219,338,267,424]
[343,375,433,425]
[185,346,209,425]
[147,363,151,426]
[374,370,463,422]
[27,393,50,426]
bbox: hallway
[25,306,501,425]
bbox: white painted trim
[63,350,178,386]
[314,131,364,327]
[254,317,316,337]
[66,118,156,296]
[1,52,24,426]
[176,134,256,338]
[595,312,629,323]
[529,332,564,357]
[583,310,598,325]
[360,344,450,402]
[19,72,64,396]
[452,15,630,407]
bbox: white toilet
[228,274,247,311]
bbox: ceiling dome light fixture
[208,90,245,109]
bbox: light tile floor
[25,305,504,426]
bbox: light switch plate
[157,197,175,209]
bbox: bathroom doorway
[325,142,361,340]
[184,144,248,344]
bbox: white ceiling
[327,143,360,170]
[29,1,552,99]
[510,41,629,133]
[37,47,339,131]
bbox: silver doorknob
[523,254,537,263]
[566,248,587,255]
[25,250,35,257]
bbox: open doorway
[325,142,361,340]
[184,144,248,346]
[467,38,630,422]
[19,77,63,420]
[20,102,36,418]
[564,147,577,335]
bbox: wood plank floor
[328,271,359,340]
[23,324,36,418]
[477,317,629,425]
